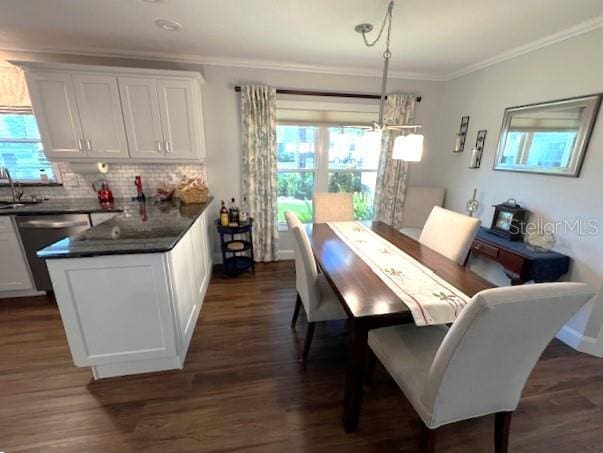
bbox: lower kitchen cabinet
[46,208,212,379]
[0,217,34,292]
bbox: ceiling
[0,0,602,80]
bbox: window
[277,125,317,223]
[0,108,59,184]
[327,126,378,221]
[277,124,379,224]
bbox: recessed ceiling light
[155,19,183,31]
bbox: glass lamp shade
[392,133,424,161]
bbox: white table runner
[327,222,471,326]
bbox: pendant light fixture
[355,0,423,161]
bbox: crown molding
[0,42,447,81]
[2,14,602,82]
[445,14,603,80]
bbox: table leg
[342,318,370,432]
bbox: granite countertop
[37,198,213,259]
[0,198,126,216]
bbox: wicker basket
[178,187,209,204]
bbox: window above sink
[0,107,61,186]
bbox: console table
[471,227,570,285]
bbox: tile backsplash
[0,161,206,200]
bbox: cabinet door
[46,254,177,366]
[157,79,201,160]
[189,216,206,299]
[24,71,85,159]
[72,74,129,159]
[118,77,165,159]
[0,218,33,292]
[169,231,199,349]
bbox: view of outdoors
[277,125,379,223]
[501,130,577,168]
[0,112,56,182]
[277,125,317,223]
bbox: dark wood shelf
[216,218,255,276]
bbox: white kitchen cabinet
[46,208,212,379]
[118,77,165,159]
[168,212,211,354]
[0,217,33,292]
[157,79,202,161]
[15,61,206,164]
[24,70,85,159]
[72,74,129,159]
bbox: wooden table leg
[342,318,370,433]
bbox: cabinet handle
[78,139,85,152]
[165,140,171,153]
[86,139,92,152]
[156,140,163,153]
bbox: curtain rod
[233,86,421,103]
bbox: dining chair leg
[291,293,302,328]
[300,322,316,363]
[421,423,437,453]
[363,349,377,389]
[494,411,513,453]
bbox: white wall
[420,28,603,355]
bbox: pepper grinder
[134,175,146,202]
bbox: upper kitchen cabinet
[13,61,206,164]
[157,79,203,161]
[72,74,129,160]
[118,77,164,160]
[24,70,85,159]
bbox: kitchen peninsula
[38,198,213,379]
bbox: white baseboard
[279,249,294,260]
[0,288,46,299]
[557,325,603,357]
[211,250,294,264]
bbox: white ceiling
[0,0,602,80]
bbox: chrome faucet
[0,166,20,202]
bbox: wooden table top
[307,221,495,319]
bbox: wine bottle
[220,201,229,226]
[229,197,240,224]
[239,196,249,225]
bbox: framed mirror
[494,94,602,177]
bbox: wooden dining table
[307,221,495,433]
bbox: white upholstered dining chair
[400,186,446,240]
[419,206,480,265]
[284,211,347,361]
[313,192,354,223]
[365,282,595,453]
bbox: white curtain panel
[373,94,417,229]
[240,85,279,262]
[0,66,30,107]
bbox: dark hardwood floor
[1,262,602,452]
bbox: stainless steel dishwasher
[16,214,91,291]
